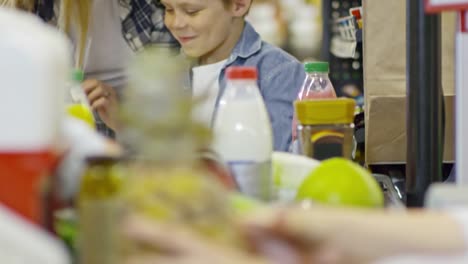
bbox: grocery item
[291,62,337,152]
[296,158,384,208]
[297,62,337,100]
[0,8,69,224]
[117,48,243,257]
[213,66,273,201]
[229,192,262,215]
[78,156,123,264]
[122,164,238,246]
[65,69,95,129]
[272,151,320,202]
[295,98,356,160]
[0,204,70,264]
[66,104,95,128]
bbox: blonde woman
[0,0,177,136]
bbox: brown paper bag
[363,0,456,164]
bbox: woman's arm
[245,206,467,263]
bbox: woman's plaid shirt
[35,0,177,51]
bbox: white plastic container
[0,7,70,151]
[213,67,273,201]
[0,7,70,224]
[0,204,70,264]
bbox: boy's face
[161,0,239,60]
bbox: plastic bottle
[0,7,69,225]
[291,61,337,152]
[297,61,336,100]
[66,69,95,129]
[213,66,273,201]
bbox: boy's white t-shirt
[191,59,227,127]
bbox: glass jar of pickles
[78,156,123,264]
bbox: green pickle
[121,163,238,246]
[79,157,123,199]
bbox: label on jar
[227,160,272,201]
[311,130,345,161]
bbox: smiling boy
[161,0,305,151]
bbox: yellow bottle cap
[295,98,356,125]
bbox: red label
[462,10,468,32]
[425,0,468,13]
[0,151,59,225]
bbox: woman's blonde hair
[0,0,34,10]
[59,0,91,69]
[0,0,91,69]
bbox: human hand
[121,208,361,264]
[243,204,467,264]
[121,214,266,264]
[82,79,118,130]
[242,205,379,264]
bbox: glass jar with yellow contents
[116,48,243,257]
[295,98,356,160]
[78,155,124,264]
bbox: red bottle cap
[226,66,258,80]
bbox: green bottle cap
[71,69,84,82]
[304,62,329,73]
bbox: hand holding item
[243,205,360,264]
[120,203,467,264]
[243,205,467,264]
[121,214,266,264]
[82,79,118,130]
[120,206,358,264]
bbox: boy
[161,0,305,151]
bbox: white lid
[0,204,70,264]
[0,8,71,151]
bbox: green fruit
[272,152,321,202]
[229,192,261,215]
[296,158,384,208]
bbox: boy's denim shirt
[204,22,306,152]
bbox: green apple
[229,192,262,215]
[296,158,384,208]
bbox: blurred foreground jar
[117,48,242,257]
[78,156,123,264]
[295,98,355,160]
